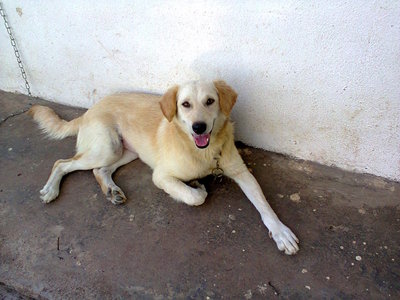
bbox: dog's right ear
[159,85,179,122]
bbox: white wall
[1,1,399,181]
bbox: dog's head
[160,80,237,149]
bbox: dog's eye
[182,101,191,108]
[206,98,215,106]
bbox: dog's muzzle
[192,121,210,148]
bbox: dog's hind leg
[93,150,138,204]
[40,152,120,203]
[40,124,123,203]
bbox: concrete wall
[1,1,399,181]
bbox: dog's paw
[40,186,59,203]
[268,221,299,255]
[107,187,127,205]
[188,180,203,189]
[185,185,207,206]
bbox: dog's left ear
[159,85,179,122]
[214,80,238,116]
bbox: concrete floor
[0,90,399,299]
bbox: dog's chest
[165,151,219,181]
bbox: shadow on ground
[0,91,399,299]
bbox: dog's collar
[212,151,224,182]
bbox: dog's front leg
[231,170,299,254]
[221,147,299,255]
[152,170,207,206]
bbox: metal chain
[0,2,32,96]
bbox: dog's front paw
[268,221,299,255]
[185,185,207,206]
[40,186,59,203]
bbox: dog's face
[160,80,237,149]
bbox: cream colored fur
[28,80,299,255]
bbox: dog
[28,80,299,255]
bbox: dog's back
[29,93,163,141]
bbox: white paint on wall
[1,1,399,181]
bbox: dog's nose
[192,122,207,134]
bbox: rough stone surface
[1,91,399,299]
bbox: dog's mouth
[193,133,210,149]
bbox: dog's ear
[214,80,238,116]
[159,85,179,122]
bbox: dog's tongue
[194,133,210,148]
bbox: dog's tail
[27,105,83,140]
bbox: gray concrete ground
[0,90,399,299]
